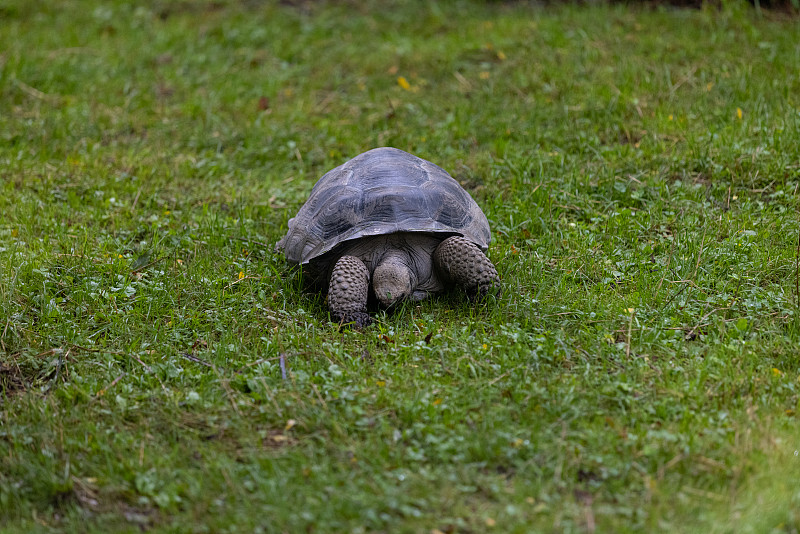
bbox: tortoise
[277,147,499,327]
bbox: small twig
[0,318,8,352]
[690,225,708,282]
[552,421,568,483]
[660,279,692,310]
[625,308,635,359]
[655,236,677,295]
[385,96,398,117]
[664,312,777,332]
[746,179,774,193]
[682,486,726,502]
[795,230,800,308]
[684,306,731,340]
[139,432,146,467]
[313,91,336,113]
[310,383,328,412]
[130,256,165,274]
[222,275,262,291]
[664,324,709,331]
[234,354,287,374]
[218,465,242,497]
[258,376,283,416]
[5,351,30,391]
[582,495,596,534]
[227,236,270,248]
[13,78,60,102]
[488,369,512,386]
[48,347,71,392]
[130,187,142,212]
[182,353,213,368]
[126,352,153,372]
[68,343,124,355]
[453,71,473,91]
[668,66,698,96]
[95,373,127,398]
[215,372,242,417]
[279,353,288,380]
[657,454,684,481]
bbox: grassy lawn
[2,0,800,532]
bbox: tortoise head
[372,251,414,308]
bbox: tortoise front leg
[328,255,372,327]
[434,236,500,299]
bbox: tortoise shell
[278,147,491,265]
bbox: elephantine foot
[328,255,371,327]
[434,236,500,299]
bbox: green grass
[2,0,800,532]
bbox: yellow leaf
[376,380,386,387]
[397,76,411,90]
[497,51,507,61]
[706,82,714,91]
[479,71,490,80]
[485,517,496,527]
[11,228,18,237]
[285,419,297,431]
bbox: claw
[333,311,372,329]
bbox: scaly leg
[434,236,500,299]
[328,255,371,327]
